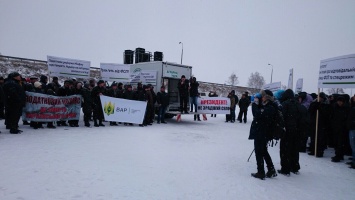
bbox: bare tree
[247,72,265,89]
[327,88,345,94]
[226,72,239,86]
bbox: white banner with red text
[196,97,231,114]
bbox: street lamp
[179,42,183,64]
[268,63,273,83]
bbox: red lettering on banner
[200,100,227,105]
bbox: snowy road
[0,113,354,200]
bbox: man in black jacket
[278,89,302,176]
[238,93,250,123]
[91,80,106,127]
[330,96,349,162]
[57,80,74,126]
[3,72,26,134]
[157,86,169,124]
[231,90,239,122]
[106,82,122,126]
[348,107,355,169]
[249,90,277,180]
[177,75,189,114]
[308,92,331,157]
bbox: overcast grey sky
[1,0,355,93]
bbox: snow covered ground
[0,112,354,200]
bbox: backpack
[267,102,285,146]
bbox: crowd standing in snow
[248,88,355,180]
[1,73,355,174]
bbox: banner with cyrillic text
[318,54,355,88]
[100,63,130,82]
[100,95,147,124]
[196,97,231,114]
[263,82,281,92]
[47,55,90,78]
[130,70,158,85]
[22,92,82,122]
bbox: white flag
[295,78,303,93]
[288,68,293,89]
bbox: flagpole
[315,88,320,157]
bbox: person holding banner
[106,82,122,126]
[91,80,106,127]
[57,80,74,126]
[308,92,332,157]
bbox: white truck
[129,61,192,117]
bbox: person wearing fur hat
[91,80,106,127]
[308,92,332,157]
[249,90,277,180]
[3,72,26,134]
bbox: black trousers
[179,95,188,112]
[334,129,347,158]
[0,102,5,118]
[310,127,326,155]
[7,105,22,131]
[280,129,300,173]
[238,110,247,122]
[254,139,274,174]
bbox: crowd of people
[1,72,355,176]
[0,72,171,134]
[248,88,355,180]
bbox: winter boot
[94,120,99,127]
[277,169,290,176]
[331,156,344,162]
[266,168,277,178]
[98,120,105,127]
[251,172,265,180]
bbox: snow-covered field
[0,112,354,200]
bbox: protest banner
[196,97,231,114]
[100,95,147,124]
[288,68,293,89]
[22,92,82,122]
[47,56,90,78]
[100,63,130,82]
[318,54,355,88]
[130,70,158,85]
[263,82,281,92]
[140,70,157,85]
[295,78,303,93]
